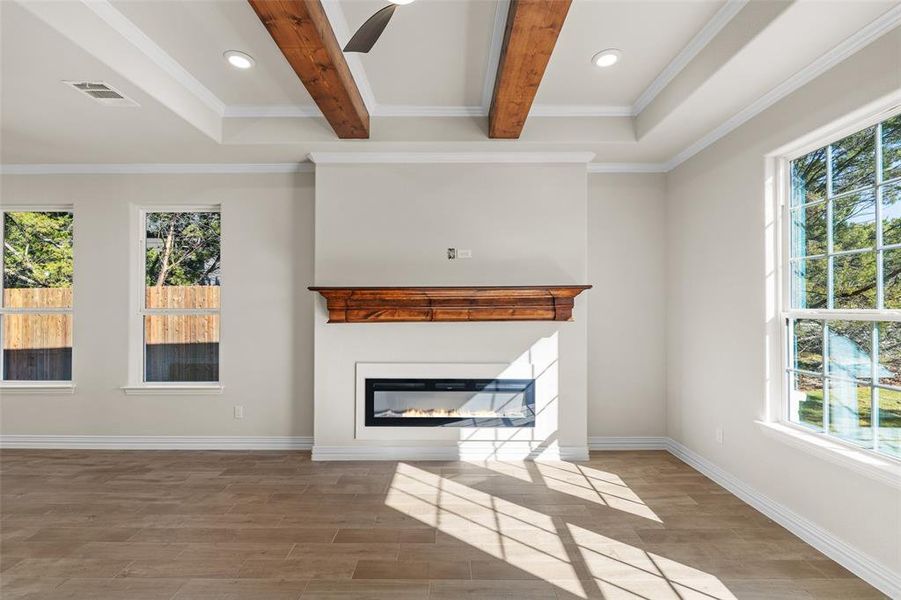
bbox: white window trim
[0,205,75,385]
[756,421,901,489]
[0,382,75,395]
[126,204,221,393]
[771,106,901,465]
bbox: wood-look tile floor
[0,450,886,599]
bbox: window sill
[122,385,223,396]
[0,383,75,395]
[756,420,901,489]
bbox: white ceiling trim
[319,0,377,110]
[223,105,322,118]
[308,152,595,164]
[664,3,901,172]
[372,106,487,118]
[587,163,668,174]
[0,163,314,175]
[632,0,748,116]
[481,0,510,112]
[82,0,227,116]
[530,105,633,118]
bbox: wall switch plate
[457,249,472,259]
[234,405,244,419]
[447,248,456,260]
[715,425,724,445]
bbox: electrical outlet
[457,249,472,259]
[234,405,244,419]
[715,425,724,445]
[447,248,456,260]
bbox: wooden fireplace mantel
[308,285,591,323]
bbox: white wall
[588,174,667,437]
[0,167,668,448]
[0,172,315,437]
[665,31,901,573]
[313,163,590,457]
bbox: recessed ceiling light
[592,49,622,68]
[224,50,255,70]
[389,0,416,4]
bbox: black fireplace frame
[364,378,536,428]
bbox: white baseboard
[588,436,668,450]
[665,439,900,599]
[312,444,588,462]
[0,435,313,450]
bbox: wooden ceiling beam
[248,0,369,139]
[489,0,572,139]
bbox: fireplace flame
[378,408,527,418]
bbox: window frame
[780,112,901,462]
[128,205,222,391]
[0,205,75,387]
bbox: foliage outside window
[142,210,220,383]
[0,210,74,382]
[787,114,900,459]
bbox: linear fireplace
[365,378,536,427]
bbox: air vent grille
[63,81,139,107]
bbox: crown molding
[481,0,511,112]
[83,0,227,116]
[665,3,901,172]
[530,105,633,118]
[0,163,314,175]
[223,103,634,119]
[307,152,595,165]
[587,162,669,174]
[632,0,748,116]
[223,105,322,118]
[372,105,487,118]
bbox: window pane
[2,212,73,308]
[885,249,901,309]
[790,203,826,257]
[883,114,901,182]
[791,147,827,207]
[831,126,876,195]
[791,258,827,309]
[832,252,876,309]
[877,387,901,459]
[827,378,872,448]
[789,372,823,431]
[878,322,901,387]
[792,319,823,373]
[145,212,220,309]
[827,321,873,382]
[144,314,219,382]
[832,191,876,252]
[2,313,72,381]
[884,182,901,247]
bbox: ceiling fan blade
[343,4,397,53]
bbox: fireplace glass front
[365,378,536,427]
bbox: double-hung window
[786,113,900,459]
[140,208,221,384]
[0,208,74,384]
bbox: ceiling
[2,0,899,168]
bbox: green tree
[2,212,73,289]
[145,212,221,286]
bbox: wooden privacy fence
[3,286,219,381]
[144,287,220,381]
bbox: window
[0,209,74,383]
[140,209,220,383]
[786,114,900,459]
